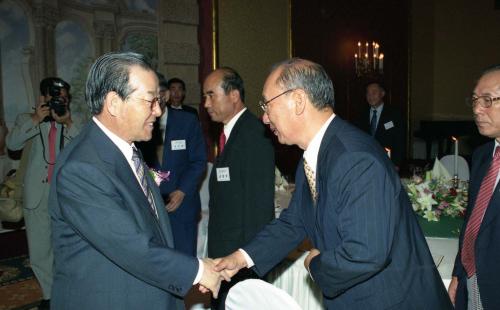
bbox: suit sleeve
[177,116,207,195]
[6,113,39,151]
[309,152,397,298]
[54,160,199,296]
[241,128,275,242]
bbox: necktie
[132,147,158,218]
[462,146,500,277]
[218,131,226,156]
[370,109,377,136]
[303,159,317,203]
[47,121,57,183]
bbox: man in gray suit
[49,52,225,310]
[7,77,80,309]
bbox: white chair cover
[225,279,302,310]
[440,155,470,181]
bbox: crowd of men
[2,51,499,310]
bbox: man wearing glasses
[213,58,452,309]
[203,67,275,309]
[449,65,500,309]
[49,52,225,309]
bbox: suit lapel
[90,123,171,246]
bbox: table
[267,251,324,310]
[425,237,459,288]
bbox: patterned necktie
[47,121,57,183]
[370,109,377,136]
[303,159,317,203]
[132,147,158,218]
[218,131,226,156]
[462,146,500,277]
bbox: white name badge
[171,140,186,150]
[384,121,394,130]
[216,167,231,182]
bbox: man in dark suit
[214,58,452,309]
[202,67,275,309]
[138,73,207,257]
[449,65,500,309]
[167,77,198,116]
[356,81,405,167]
[49,52,225,310]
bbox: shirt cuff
[238,248,255,268]
[193,258,204,284]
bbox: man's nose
[262,112,270,124]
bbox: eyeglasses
[258,89,295,112]
[467,95,500,109]
[129,96,161,110]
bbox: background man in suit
[449,65,500,309]
[356,81,405,167]
[167,77,198,116]
[49,52,225,310]
[203,67,275,309]
[214,58,452,309]
[6,77,79,309]
[137,73,207,257]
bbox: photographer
[6,77,80,310]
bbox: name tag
[384,121,394,130]
[216,167,231,182]
[171,140,186,150]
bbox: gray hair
[477,64,500,83]
[271,58,335,109]
[85,52,153,115]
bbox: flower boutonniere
[149,168,170,186]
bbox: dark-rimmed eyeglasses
[258,89,295,112]
[129,96,161,110]
[467,95,500,109]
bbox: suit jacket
[244,117,452,309]
[6,113,80,210]
[49,121,198,310]
[452,141,500,309]
[357,105,405,166]
[207,110,275,258]
[159,107,207,223]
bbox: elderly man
[449,65,500,309]
[203,67,275,309]
[214,58,452,309]
[49,52,224,310]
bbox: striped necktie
[461,146,500,277]
[132,147,158,218]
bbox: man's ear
[293,89,306,115]
[104,91,122,117]
[229,89,240,102]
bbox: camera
[42,80,68,122]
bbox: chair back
[440,155,469,181]
[225,279,302,310]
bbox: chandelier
[354,41,384,78]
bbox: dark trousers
[211,268,260,310]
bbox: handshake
[197,248,321,298]
[197,251,248,298]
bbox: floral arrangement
[149,168,170,186]
[275,167,289,192]
[404,176,467,222]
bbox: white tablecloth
[425,237,459,288]
[267,252,324,310]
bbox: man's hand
[32,96,50,124]
[213,250,248,279]
[166,190,185,212]
[304,248,320,272]
[199,258,229,299]
[52,107,72,127]
[448,276,458,306]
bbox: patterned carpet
[0,256,42,310]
